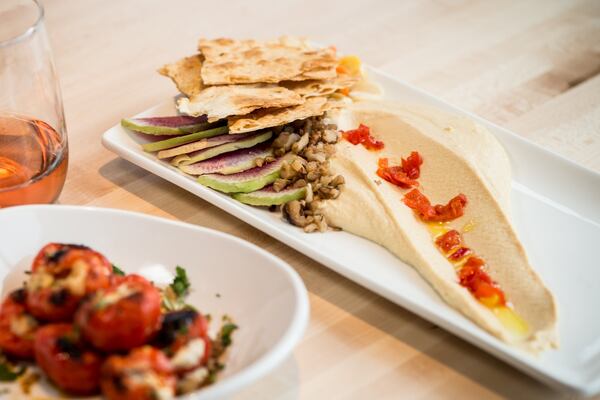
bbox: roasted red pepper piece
[376,158,418,188]
[403,189,467,222]
[401,151,423,180]
[458,257,506,307]
[342,124,384,150]
[435,230,462,253]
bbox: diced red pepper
[401,151,423,180]
[342,124,384,151]
[403,189,468,222]
[448,247,472,261]
[458,257,506,307]
[376,158,418,188]
[435,230,462,253]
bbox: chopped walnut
[292,132,309,154]
[273,132,300,153]
[322,129,339,144]
[331,175,345,186]
[292,179,307,188]
[305,183,314,203]
[273,178,289,192]
[264,115,344,233]
[283,201,308,227]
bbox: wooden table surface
[42,0,600,398]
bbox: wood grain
[37,0,600,398]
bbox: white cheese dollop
[171,338,205,370]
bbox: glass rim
[0,0,44,49]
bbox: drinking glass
[0,0,68,207]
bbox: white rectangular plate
[102,66,600,396]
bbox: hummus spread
[324,101,557,351]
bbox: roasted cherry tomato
[0,289,38,358]
[101,346,176,400]
[75,274,162,351]
[34,323,103,395]
[26,243,113,321]
[154,309,212,373]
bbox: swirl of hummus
[324,100,557,352]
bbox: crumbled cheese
[97,284,138,308]
[128,370,174,400]
[59,260,88,296]
[28,260,89,296]
[177,367,208,394]
[10,314,38,338]
[171,338,205,370]
[28,271,54,290]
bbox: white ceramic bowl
[0,205,309,399]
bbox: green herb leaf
[112,264,125,276]
[161,266,193,312]
[220,323,238,348]
[171,266,190,297]
[0,362,26,382]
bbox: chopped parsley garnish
[162,266,192,312]
[219,323,238,348]
[0,355,26,382]
[112,264,125,276]
[171,266,190,297]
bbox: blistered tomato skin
[155,309,212,372]
[26,243,113,321]
[76,274,162,352]
[101,346,176,400]
[0,289,38,358]
[34,323,103,395]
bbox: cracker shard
[198,37,337,85]
[227,97,330,134]
[177,83,304,122]
[281,73,360,98]
[158,54,204,97]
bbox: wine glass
[0,0,68,207]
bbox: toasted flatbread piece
[281,73,360,98]
[158,54,204,97]
[198,37,337,85]
[227,96,330,134]
[177,83,304,122]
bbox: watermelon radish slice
[142,126,228,152]
[233,185,307,206]
[157,132,245,159]
[179,143,274,176]
[197,153,295,193]
[172,131,272,166]
[121,115,212,135]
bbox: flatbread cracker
[227,96,330,134]
[198,37,337,85]
[158,54,204,97]
[281,73,360,98]
[177,83,304,122]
